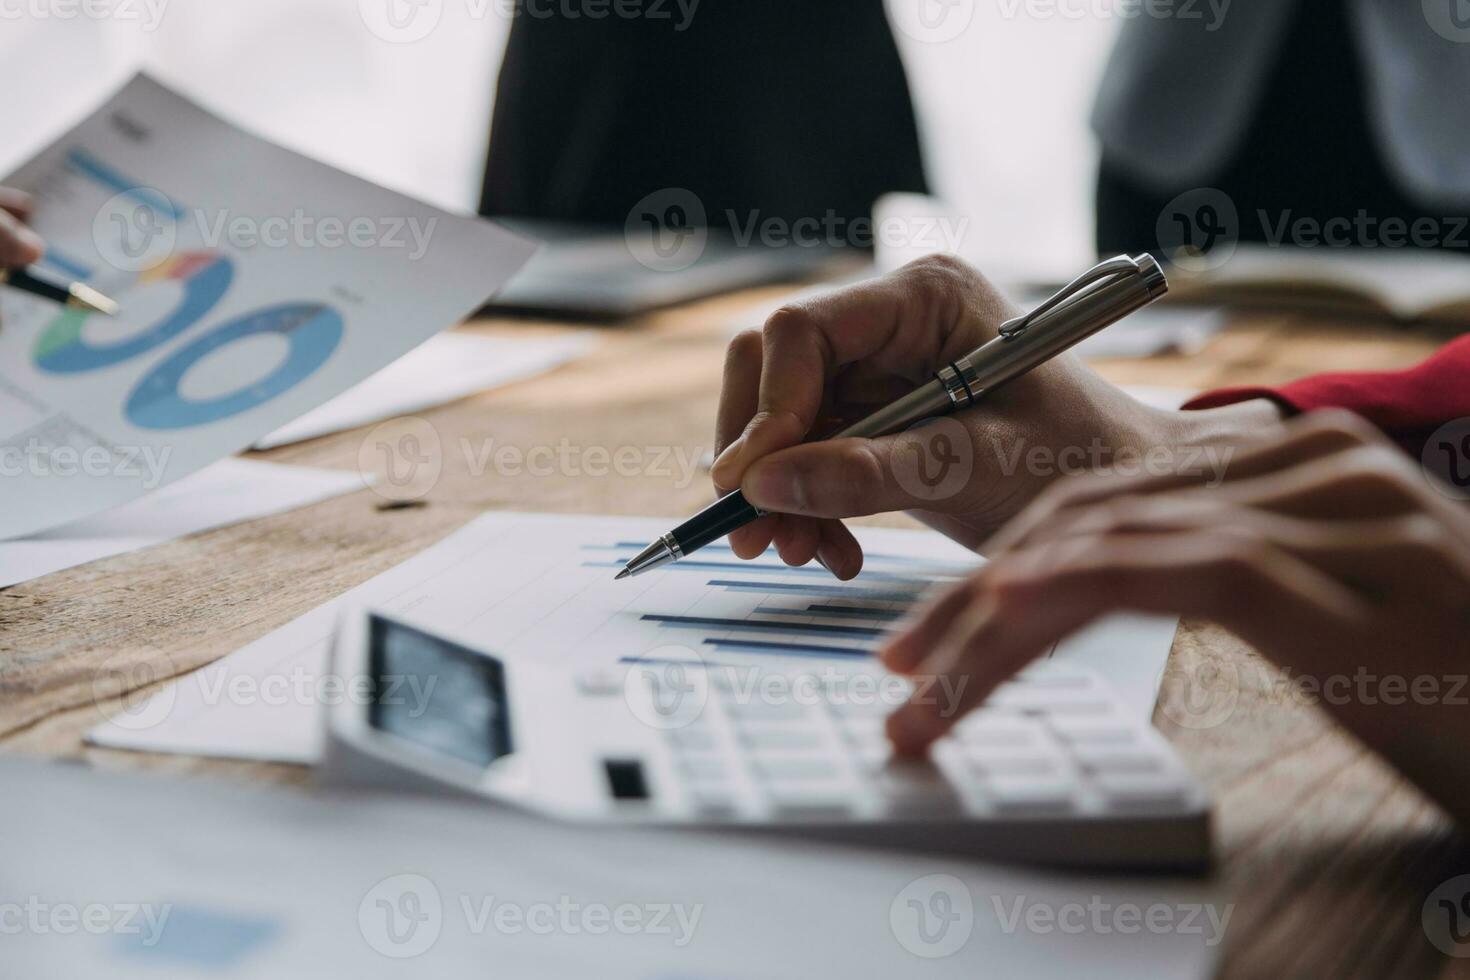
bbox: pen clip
[998,255,1145,339]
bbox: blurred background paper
[1166,244,1470,324]
[1,758,1222,979]
[0,458,363,588]
[255,331,595,449]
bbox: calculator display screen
[367,616,513,768]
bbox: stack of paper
[0,458,364,588]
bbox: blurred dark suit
[1093,0,1470,256]
[479,1,928,234]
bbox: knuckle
[1043,488,1137,540]
[1298,408,1377,443]
[1208,533,1277,590]
[745,408,804,441]
[1091,496,1145,534]
[901,252,978,298]
[762,305,815,343]
[1337,446,1420,502]
[1030,475,1090,520]
[909,252,973,277]
[1002,534,1114,605]
[1395,513,1445,549]
[985,559,1035,605]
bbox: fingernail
[877,640,907,671]
[744,460,800,512]
[815,541,842,579]
[876,643,901,670]
[886,705,939,755]
[710,437,746,489]
[885,647,927,676]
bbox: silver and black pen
[616,254,1169,580]
[0,266,119,317]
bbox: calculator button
[1092,773,1190,809]
[666,729,719,752]
[1070,746,1163,775]
[839,714,889,740]
[964,752,1059,777]
[843,721,889,744]
[1009,669,1096,690]
[1048,718,1138,745]
[754,757,843,781]
[687,787,741,819]
[986,776,1075,816]
[849,742,894,773]
[740,729,824,753]
[872,763,961,816]
[765,785,852,820]
[954,716,1042,749]
[828,696,901,718]
[1028,700,1115,718]
[678,756,729,782]
[724,699,810,722]
[987,685,1114,716]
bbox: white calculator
[323,610,1211,870]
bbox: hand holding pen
[0,185,119,322]
[621,253,1281,581]
[0,187,44,270]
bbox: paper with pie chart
[0,74,535,540]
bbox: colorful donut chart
[124,302,344,430]
[33,251,235,374]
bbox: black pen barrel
[3,267,71,305]
[669,491,762,556]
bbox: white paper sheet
[2,757,1222,979]
[0,458,363,588]
[88,512,1177,764]
[0,74,534,540]
[255,331,593,448]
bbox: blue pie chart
[34,251,235,374]
[125,302,344,430]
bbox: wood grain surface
[3,285,1466,978]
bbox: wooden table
[2,287,1465,978]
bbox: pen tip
[70,283,120,317]
[614,568,631,581]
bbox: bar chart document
[0,74,534,539]
[88,514,1179,764]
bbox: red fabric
[1183,334,1470,457]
